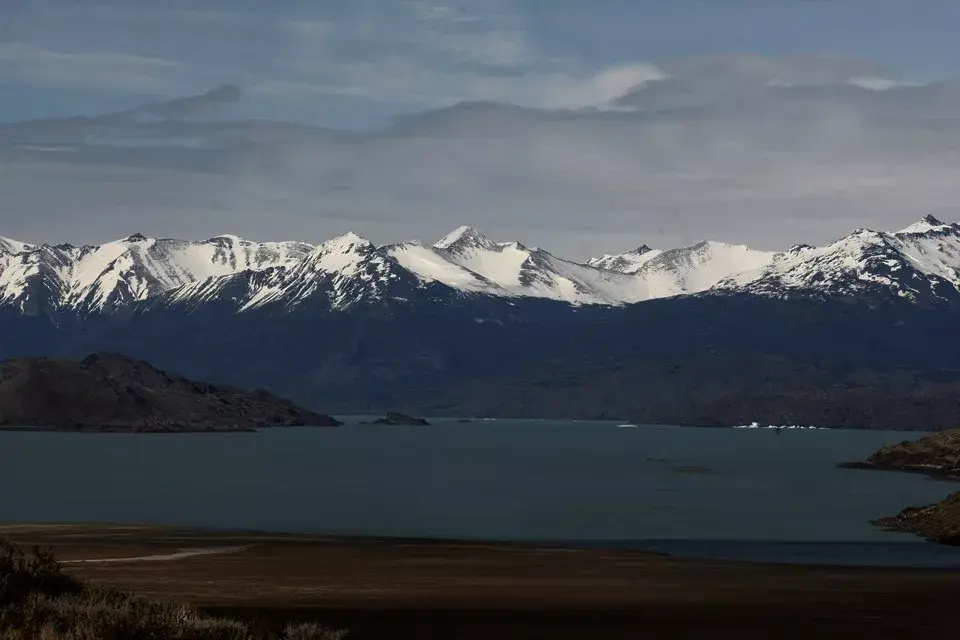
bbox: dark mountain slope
[4,293,953,428]
[413,294,960,427]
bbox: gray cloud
[257,2,662,111]
[4,54,960,259]
[615,53,959,121]
[126,85,243,121]
[0,41,182,93]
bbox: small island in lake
[843,429,960,544]
[0,352,341,432]
[372,411,429,426]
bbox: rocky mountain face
[0,352,340,431]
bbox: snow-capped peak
[430,231,654,304]
[434,226,499,252]
[627,240,776,298]
[237,232,423,312]
[588,244,661,274]
[896,214,955,236]
[287,232,383,293]
[384,241,505,294]
[588,239,776,300]
[305,232,376,268]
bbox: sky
[3,0,960,258]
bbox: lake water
[2,419,959,567]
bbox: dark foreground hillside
[0,352,340,431]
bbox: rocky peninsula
[843,430,960,544]
[0,352,341,432]
[842,430,960,479]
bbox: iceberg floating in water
[732,422,827,430]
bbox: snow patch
[732,422,827,430]
[0,237,36,254]
[588,245,662,274]
[632,241,776,298]
[385,242,506,293]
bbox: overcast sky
[3,0,960,258]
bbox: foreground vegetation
[0,540,346,640]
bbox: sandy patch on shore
[62,545,251,564]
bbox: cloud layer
[3,53,960,258]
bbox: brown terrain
[875,492,960,545]
[0,352,341,431]
[844,429,960,544]
[3,524,960,639]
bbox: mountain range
[3,215,958,317]
[2,215,960,428]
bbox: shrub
[282,623,348,640]
[0,541,83,609]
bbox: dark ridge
[0,352,341,431]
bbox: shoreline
[838,460,960,482]
[0,425,266,434]
[0,422,943,434]
[2,522,958,570]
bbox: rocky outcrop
[0,352,341,431]
[844,430,960,544]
